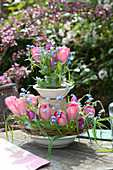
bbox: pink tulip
[57,46,70,64]
[39,104,52,121]
[31,47,42,62]
[84,105,95,116]
[5,96,27,116]
[71,96,78,102]
[67,102,81,121]
[27,94,37,107]
[54,110,67,126]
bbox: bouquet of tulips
[5,87,106,136]
[26,38,74,88]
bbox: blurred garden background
[0,0,113,125]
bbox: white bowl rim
[30,134,77,139]
[33,84,74,91]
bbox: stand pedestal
[37,96,67,112]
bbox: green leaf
[29,0,34,4]
[108,48,113,54]
[8,7,16,10]
[17,4,25,9]
[100,53,104,59]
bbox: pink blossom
[84,105,95,116]
[71,96,78,102]
[5,96,27,116]
[54,110,67,126]
[67,102,81,121]
[98,69,108,79]
[27,94,37,107]
[31,47,42,62]
[39,104,52,121]
[57,46,70,64]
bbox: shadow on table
[21,139,108,169]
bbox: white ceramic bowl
[33,84,73,99]
[30,135,77,148]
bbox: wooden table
[0,130,113,170]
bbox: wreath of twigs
[10,124,86,136]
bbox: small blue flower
[46,97,50,100]
[86,108,90,111]
[42,109,48,113]
[57,110,61,116]
[67,56,70,60]
[41,48,45,52]
[67,62,71,66]
[51,116,57,123]
[37,57,41,60]
[53,107,57,110]
[19,93,24,97]
[21,88,26,92]
[27,98,32,104]
[47,40,51,43]
[24,121,30,125]
[55,104,60,107]
[54,62,57,65]
[66,85,69,89]
[98,109,105,114]
[43,66,47,69]
[26,53,29,56]
[86,94,92,99]
[30,45,35,48]
[50,122,54,125]
[36,36,41,41]
[56,96,64,100]
[51,52,54,55]
[70,51,75,55]
[85,99,90,104]
[26,44,30,48]
[39,132,43,135]
[37,50,41,54]
[26,126,32,129]
[56,47,60,52]
[44,51,50,56]
[71,94,76,97]
[93,102,97,107]
[98,113,101,116]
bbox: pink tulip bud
[67,102,81,121]
[84,105,95,116]
[5,96,27,116]
[39,104,52,121]
[31,47,42,62]
[71,96,78,102]
[57,46,70,64]
[27,94,37,107]
[54,110,67,126]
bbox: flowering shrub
[5,88,113,159]
[26,38,74,88]
[0,63,31,88]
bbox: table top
[0,130,113,170]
